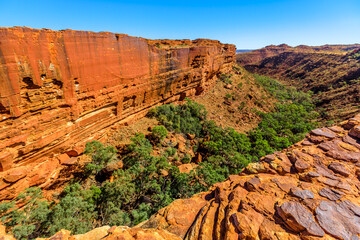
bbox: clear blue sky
[0,0,359,49]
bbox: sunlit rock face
[141,115,360,240]
[0,27,235,200]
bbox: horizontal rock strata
[0,27,235,200]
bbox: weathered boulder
[290,187,314,200]
[319,187,345,201]
[328,162,350,177]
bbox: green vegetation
[219,73,233,84]
[0,73,319,239]
[0,187,50,240]
[349,51,360,60]
[147,99,207,136]
[84,141,118,175]
[151,125,168,142]
[249,74,318,157]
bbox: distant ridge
[236,43,360,121]
[236,49,254,54]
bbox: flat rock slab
[328,162,350,177]
[319,187,344,201]
[316,200,360,240]
[277,201,324,237]
[311,128,337,139]
[290,188,314,200]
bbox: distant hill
[237,44,360,121]
[236,43,360,65]
[236,49,254,54]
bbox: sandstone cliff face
[0,27,235,200]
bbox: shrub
[0,187,51,239]
[225,94,232,100]
[151,125,168,142]
[148,98,207,136]
[48,184,99,235]
[165,147,176,156]
[84,141,118,175]
[181,154,191,164]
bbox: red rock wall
[0,27,235,199]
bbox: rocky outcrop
[140,115,360,239]
[2,116,360,240]
[0,27,235,200]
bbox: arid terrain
[237,44,360,121]
[0,27,360,240]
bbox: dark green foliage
[0,187,50,240]
[151,125,168,142]
[253,74,314,110]
[165,147,176,157]
[200,121,252,175]
[147,98,207,136]
[48,184,99,235]
[181,154,191,164]
[84,141,118,174]
[97,133,199,227]
[249,75,319,158]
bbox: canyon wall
[0,27,235,199]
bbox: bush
[181,154,191,164]
[165,147,176,157]
[148,98,207,136]
[0,187,51,239]
[48,184,99,235]
[220,73,233,84]
[151,125,168,142]
[84,141,118,175]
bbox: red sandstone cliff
[0,27,235,200]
